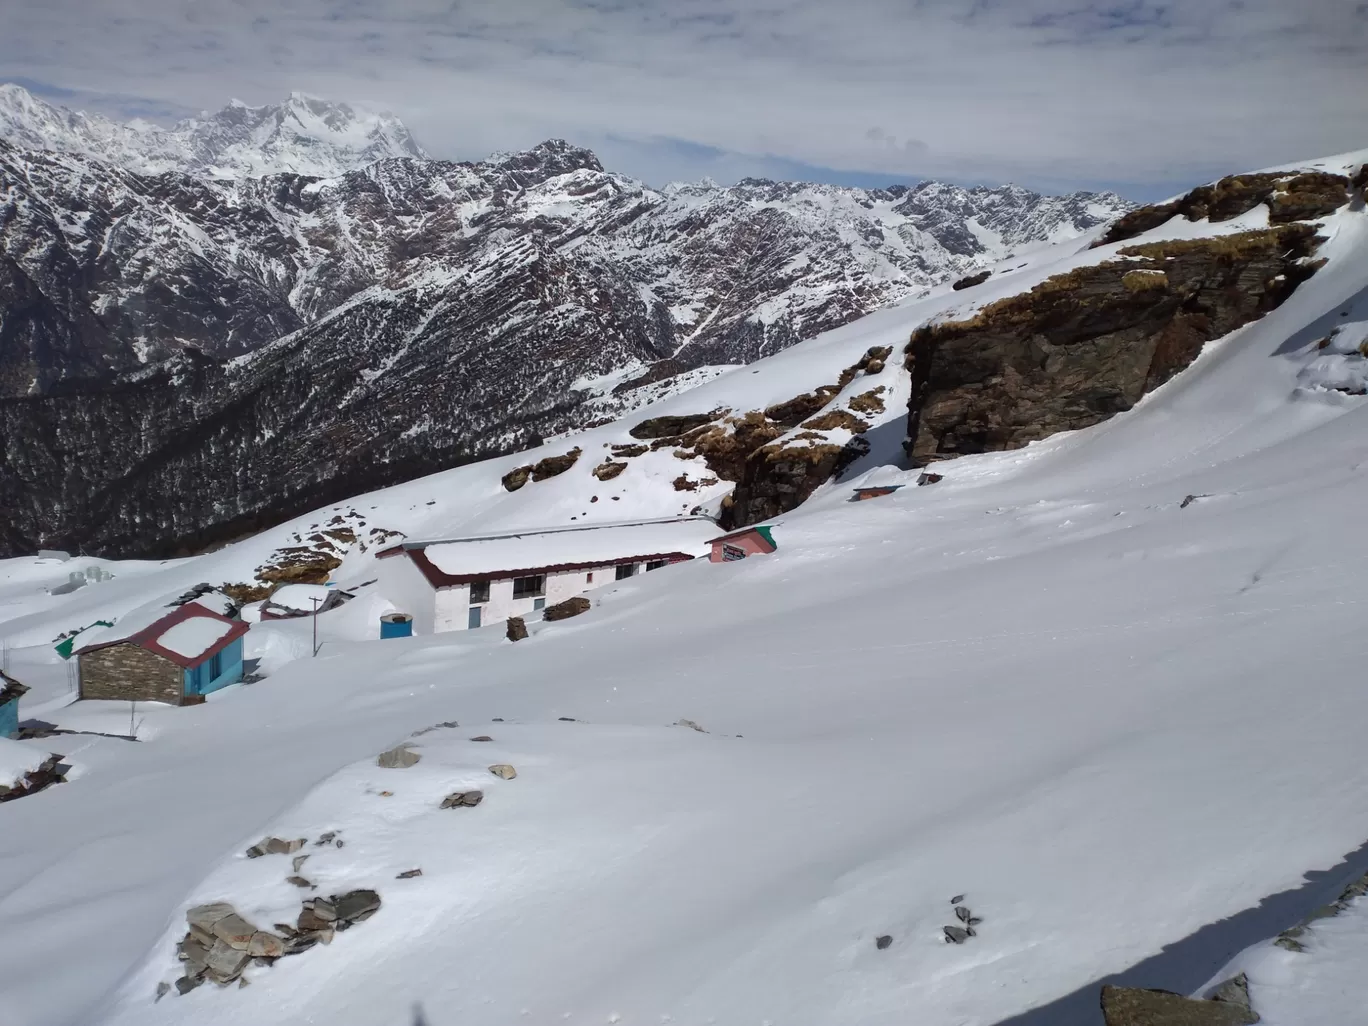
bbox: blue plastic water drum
[380,612,413,639]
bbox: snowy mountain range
[1,143,1365,1026]
[0,84,1131,556]
[0,84,426,178]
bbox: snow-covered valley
[2,149,1368,1026]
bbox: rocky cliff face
[0,88,1131,557]
[902,219,1337,464]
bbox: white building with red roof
[376,517,717,633]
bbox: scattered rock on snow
[246,836,307,857]
[247,932,285,958]
[211,913,258,949]
[875,935,893,950]
[469,735,492,742]
[286,876,314,889]
[171,888,385,994]
[917,472,943,486]
[186,902,236,931]
[506,616,529,642]
[331,889,381,924]
[952,269,992,291]
[397,868,423,879]
[376,743,421,768]
[1099,985,1259,1026]
[488,763,517,780]
[291,854,309,872]
[943,925,970,944]
[542,595,591,621]
[674,719,707,732]
[441,790,484,808]
[950,894,964,904]
[955,905,972,923]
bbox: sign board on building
[722,544,746,562]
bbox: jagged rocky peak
[484,139,605,185]
[0,82,427,178]
[175,91,428,178]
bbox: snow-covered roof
[392,517,718,586]
[0,737,48,789]
[0,670,28,705]
[73,589,237,651]
[155,617,236,661]
[75,600,248,669]
[266,584,333,613]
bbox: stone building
[75,590,248,706]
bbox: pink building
[709,525,777,562]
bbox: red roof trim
[76,605,249,669]
[401,548,694,588]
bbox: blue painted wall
[0,696,18,739]
[182,636,245,698]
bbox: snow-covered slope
[0,84,426,178]
[0,98,1130,558]
[0,149,1365,1026]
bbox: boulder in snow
[488,763,517,780]
[542,596,591,621]
[1100,985,1259,1025]
[376,743,421,768]
[441,790,484,808]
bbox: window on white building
[645,560,667,571]
[615,563,637,580]
[512,575,545,598]
[469,580,490,604]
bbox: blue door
[468,606,482,629]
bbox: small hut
[0,671,29,739]
[709,525,777,562]
[75,591,249,706]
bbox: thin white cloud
[2,0,1365,192]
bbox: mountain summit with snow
[1,144,1366,1026]
[0,87,1132,557]
[0,84,427,178]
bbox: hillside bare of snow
[0,149,1366,1026]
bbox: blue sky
[3,1,1366,200]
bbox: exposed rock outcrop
[1097,171,1349,247]
[531,447,582,481]
[952,269,992,290]
[904,225,1325,464]
[1100,985,1259,1025]
[628,413,723,439]
[542,596,591,621]
[722,437,870,528]
[174,889,380,993]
